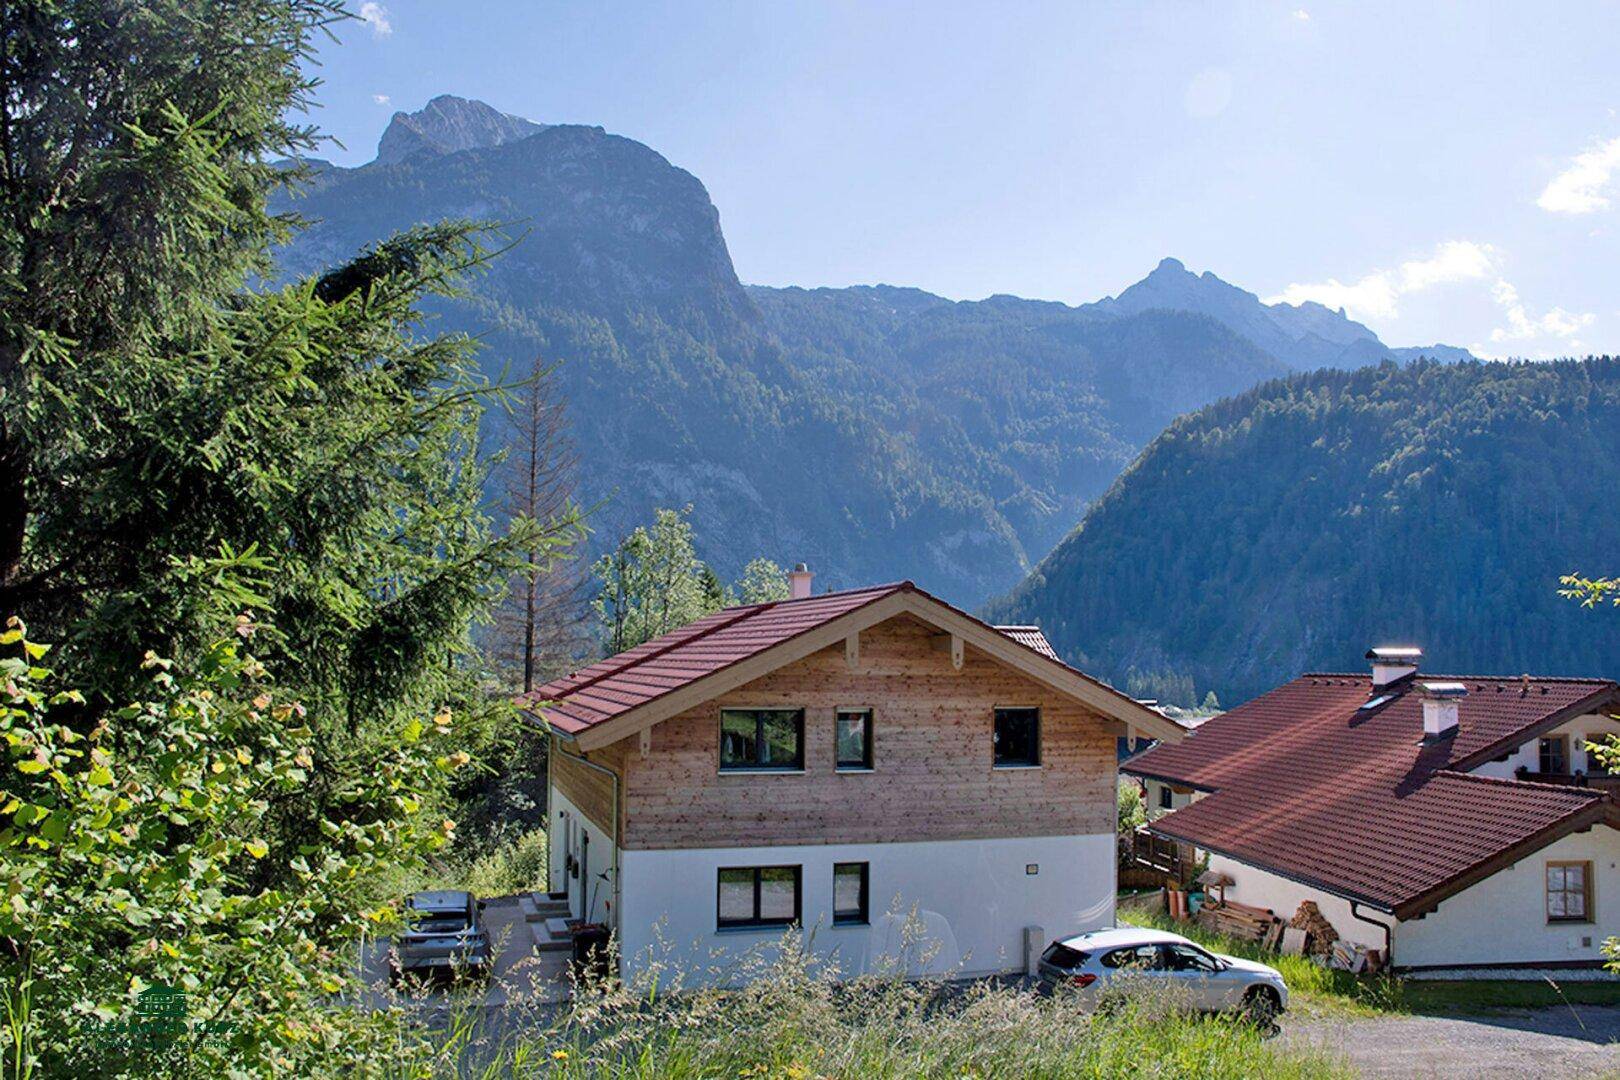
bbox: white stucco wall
[1143,779,1197,821]
[615,832,1115,987]
[1468,711,1620,779]
[547,786,616,925]
[1395,827,1620,969]
[1206,854,1395,954]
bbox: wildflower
[551,1048,569,1061]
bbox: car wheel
[1242,986,1281,1030]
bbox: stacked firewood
[1288,901,1340,957]
[1194,899,1280,944]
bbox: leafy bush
[463,828,551,898]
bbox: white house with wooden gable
[519,573,1182,985]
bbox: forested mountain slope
[273,97,1298,602]
[988,359,1620,702]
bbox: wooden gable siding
[551,737,624,836]
[616,615,1116,850]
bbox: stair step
[545,917,574,938]
[518,895,541,922]
[530,921,573,954]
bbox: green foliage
[0,617,461,1077]
[591,509,791,652]
[1117,778,1146,832]
[993,358,1620,703]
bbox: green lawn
[1122,907,1620,1018]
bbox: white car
[1037,927,1288,1021]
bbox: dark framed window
[1158,785,1173,810]
[1540,734,1569,775]
[836,709,873,770]
[1547,860,1592,923]
[720,708,805,771]
[993,707,1040,767]
[1586,735,1611,775]
[833,862,869,925]
[717,866,801,929]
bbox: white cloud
[1537,136,1620,214]
[1292,9,1311,20]
[372,93,391,106]
[1488,278,1594,342]
[359,2,392,37]
[1266,240,1495,320]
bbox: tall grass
[393,927,1351,1079]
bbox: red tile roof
[1126,673,1620,915]
[520,583,1085,738]
[994,625,1060,661]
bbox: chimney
[788,562,813,600]
[1366,646,1422,688]
[1419,681,1466,740]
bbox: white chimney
[1366,646,1422,688]
[788,562,813,600]
[1419,681,1466,740]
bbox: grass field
[1122,907,1620,1017]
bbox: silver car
[392,890,493,981]
[1038,927,1288,1021]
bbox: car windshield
[407,900,471,934]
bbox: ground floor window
[1547,860,1592,923]
[717,865,801,929]
[833,862,869,925]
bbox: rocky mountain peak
[374,94,546,166]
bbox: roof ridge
[1432,768,1608,798]
[1303,671,1616,685]
[718,581,911,614]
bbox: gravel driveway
[1284,1005,1620,1078]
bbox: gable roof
[994,625,1060,661]
[1126,673,1620,918]
[521,581,1183,752]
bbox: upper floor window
[1586,734,1611,775]
[993,707,1040,767]
[836,709,873,770]
[1158,785,1174,811]
[1539,734,1569,775]
[720,708,804,771]
[1547,860,1592,923]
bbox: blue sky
[306,1,1620,358]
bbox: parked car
[1037,927,1287,1021]
[391,891,492,981]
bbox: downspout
[1350,901,1395,969]
[563,746,621,939]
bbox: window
[717,866,801,929]
[833,862,869,925]
[993,707,1040,767]
[720,709,804,771]
[1165,944,1221,972]
[1099,944,1161,970]
[1540,734,1570,775]
[1586,735,1611,775]
[836,709,873,770]
[1547,861,1593,923]
[1158,785,1174,811]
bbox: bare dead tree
[496,357,590,691]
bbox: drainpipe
[1349,901,1394,970]
[561,746,621,938]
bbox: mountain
[375,94,548,166]
[273,98,1294,603]
[987,358,1620,703]
[1088,256,1474,371]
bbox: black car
[391,891,492,981]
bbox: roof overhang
[1149,785,1620,921]
[1447,685,1620,773]
[534,588,1185,752]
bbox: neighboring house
[1125,648,1620,971]
[520,575,1182,984]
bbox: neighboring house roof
[520,581,1183,752]
[1126,673,1620,919]
[994,625,1060,661]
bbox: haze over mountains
[274,96,1476,609]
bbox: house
[519,574,1182,984]
[1124,647,1620,971]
